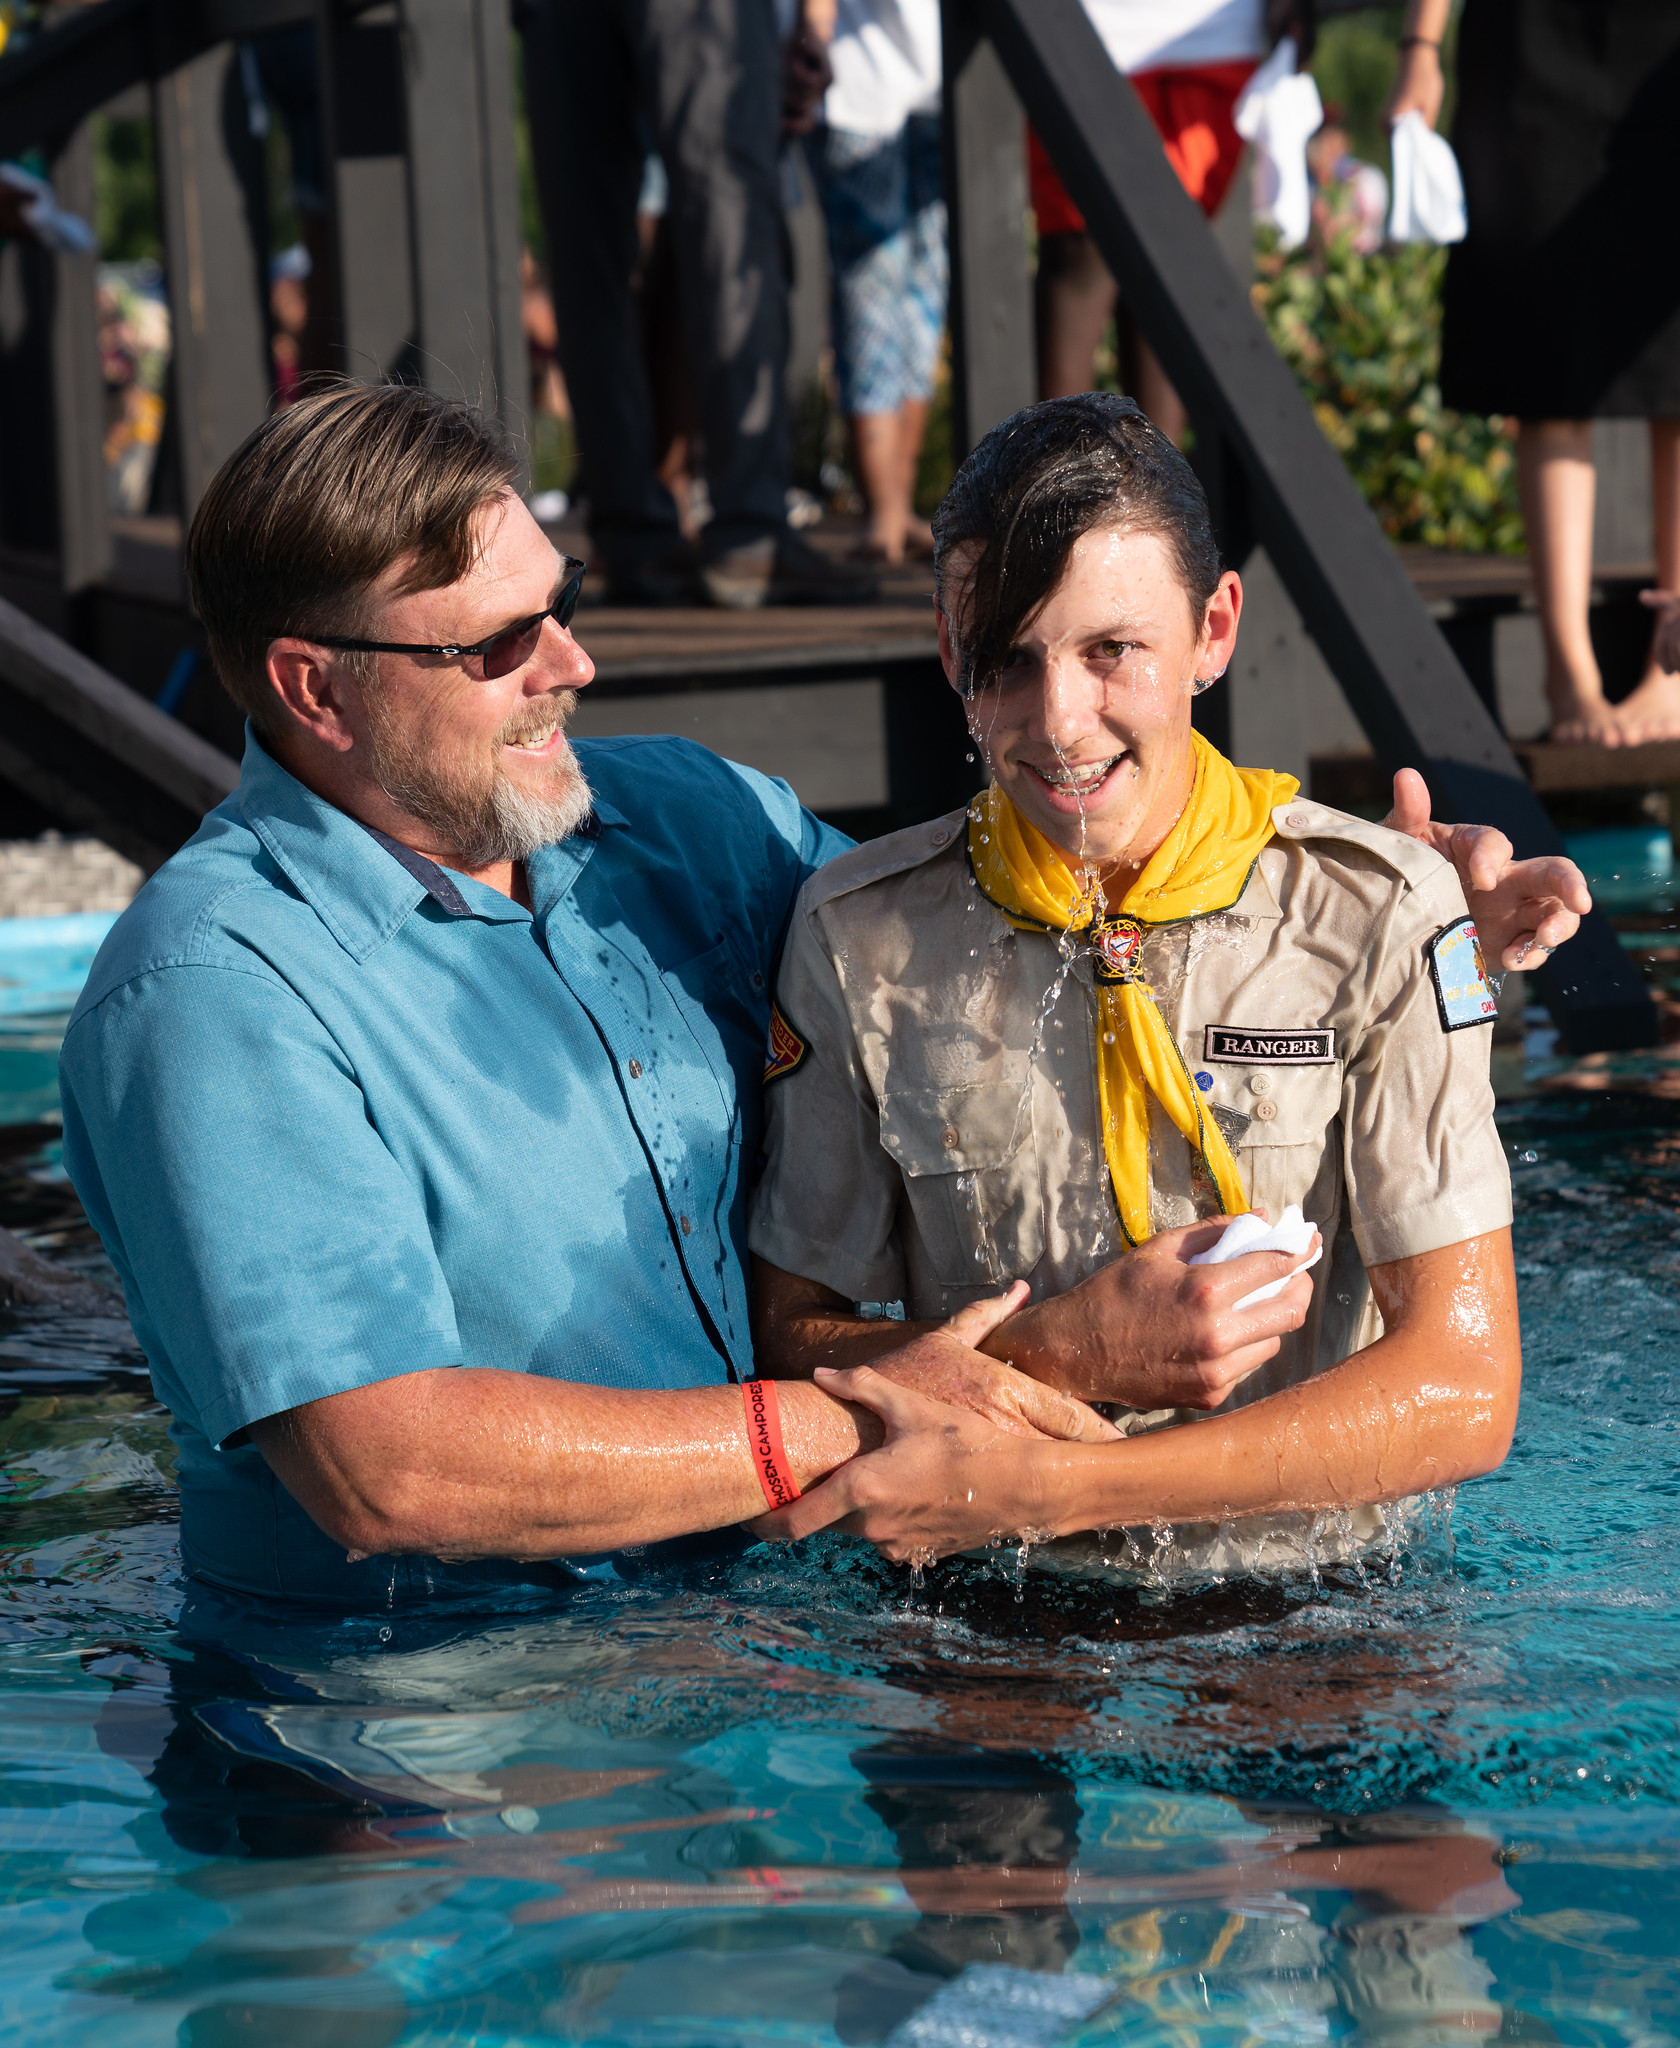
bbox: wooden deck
[18,519,1678,810]
[570,549,940,693]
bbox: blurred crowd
[9,0,1679,740]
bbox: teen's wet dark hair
[933,392,1223,695]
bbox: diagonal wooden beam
[0,594,237,871]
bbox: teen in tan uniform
[746,394,1561,1571]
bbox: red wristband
[741,1378,801,1509]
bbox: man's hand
[978,1219,1318,1409]
[1383,766,1592,972]
[751,1364,1052,1561]
[868,1282,1121,1444]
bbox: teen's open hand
[1384,766,1591,971]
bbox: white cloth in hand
[1187,1203,1321,1312]
[1387,111,1466,244]
[1233,38,1323,249]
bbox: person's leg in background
[1030,129,1116,404]
[640,0,876,606]
[1516,420,1623,744]
[1035,231,1118,403]
[1613,417,1680,741]
[521,0,694,602]
[817,122,915,561]
[891,109,946,560]
[817,111,945,564]
[1031,67,1250,440]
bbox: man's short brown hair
[186,381,522,732]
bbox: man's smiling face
[346,490,597,871]
[939,525,1236,870]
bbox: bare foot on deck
[1548,687,1626,746]
[1612,668,1680,746]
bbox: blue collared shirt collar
[233,726,626,960]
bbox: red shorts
[1028,58,1258,232]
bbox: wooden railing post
[400,0,528,461]
[940,0,1033,459]
[47,122,111,596]
[152,46,272,516]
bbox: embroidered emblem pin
[763,1002,808,1084]
[1092,916,1146,984]
[1428,916,1498,1031]
[1204,1026,1336,1064]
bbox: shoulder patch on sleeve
[1428,916,1499,1031]
[764,1002,808,1084]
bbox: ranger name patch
[764,1002,808,1084]
[1204,1026,1336,1065]
[1428,915,1498,1031]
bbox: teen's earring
[1191,667,1227,696]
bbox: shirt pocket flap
[880,1080,1033,1176]
[1237,1062,1344,1147]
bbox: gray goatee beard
[363,687,594,871]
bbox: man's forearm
[253,1370,879,1562]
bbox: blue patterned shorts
[810,112,948,417]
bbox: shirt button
[680,1214,692,1234]
[628,1059,643,1079]
[1286,809,1312,830]
[930,826,951,847]
[1253,1098,1278,1122]
[1248,1072,1272,1095]
[941,1126,960,1150]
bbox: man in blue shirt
[59,384,1585,1609]
[58,385,1127,1607]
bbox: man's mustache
[496,689,578,749]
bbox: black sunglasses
[289,558,586,680]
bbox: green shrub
[1252,226,1523,555]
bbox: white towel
[1186,1203,1321,1311]
[1233,38,1323,249]
[885,1964,1114,2047]
[1387,110,1466,244]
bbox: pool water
[1,1044,1678,2048]
[0,916,118,1130]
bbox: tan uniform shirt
[749,796,1512,1418]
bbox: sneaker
[701,528,880,610]
[603,544,706,607]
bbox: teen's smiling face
[938,525,1242,872]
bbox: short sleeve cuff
[748,1215,905,1309]
[1350,1177,1513,1269]
[202,1332,462,1451]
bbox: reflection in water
[3,1081,1680,2042]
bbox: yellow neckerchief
[968,729,1298,1245]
